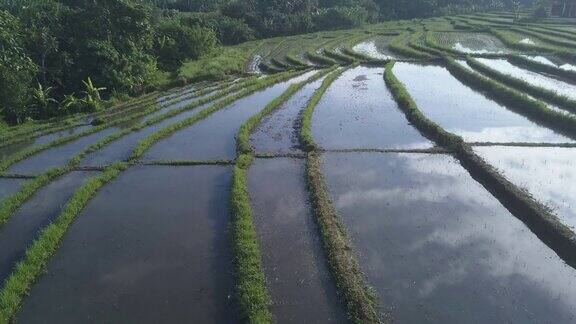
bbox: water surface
[248,158,347,322]
[18,165,237,323]
[475,146,576,229]
[393,62,574,143]
[250,77,325,153]
[352,36,397,60]
[0,178,26,204]
[322,152,576,323]
[8,127,119,175]
[313,66,432,149]
[0,171,94,282]
[478,58,576,100]
[144,71,317,161]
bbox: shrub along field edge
[384,60,576,270]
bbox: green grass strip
[0,162,128,323]
[323,49,357,65]
[508,54,576,84]
[511,27,576,50]
[305,152,381,323]
[444,57,576,139]
[388,33,432,59]
[306,51,338,66]
[229,154,272,323]
[237,68,334,154]
[300,68,348,152]
[466,56,576,114]
[130,70,306,161]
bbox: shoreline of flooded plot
[248,158,347,322]
[321,152,576,323]
[475,146,576,230]
[477,58,576,100]
[312,66,432,150]
[393,62,575,143]
[17,165,237,323]
[143,71,317,162]
[0,171,95,282]
[250,77,325,154]
[521,55,576,71]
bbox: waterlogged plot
[80,96,231,167]
[312,66,432,149]
[250,77,324,153]
[477,58,576,100]
[321,152,576,323]
[352,35,398,60]
[7,127,119,175]
[475,146,576,229]
[248,158,346,322]
[522,55,576,71]
[0,171,94,282]
[433,32,509,54]
[18,166,237,323]
[0,125,92,162]
[0,178,25,203]
[393,62,574,143]
[141,90,218,123]
[144,71,317,161]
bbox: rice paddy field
[1,9,576,324]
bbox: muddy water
[322,152,576,323]
[248,158,347,322]
[475,146,576,230]
[394,62,574,143]
[8,127,119,175]
[0,171,94,282]
[144,71,317,161]
[0,178,26,204]
[478,58,576,100]
[250,77,325,153]
[313,66,432,149]
[0,125,92,162]
[18,165,237,323]
[80,94,234,167]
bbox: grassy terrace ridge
[129,70,307,161]
[229,154,271,323]
[465,57,576,114]
[389,33,433,59]
[305,152,381,323]
[384,60,576,271]
[443,57,576,140]
[300,67,348,152]
[0,162,128,323]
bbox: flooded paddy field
[248,158,346,322]
[352,35,399,60]
[17,165,237,323]
[7,127,119,175]
[322,152,576,323]
[393,62,575,143]
[143,71,316,162]
[477,58,576,99]
[521,55,576,71]
[0,171,95,282]
[250,78,325,154]
[433,32,509,54]
[475,146,576,229]
[312,66,432,149]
